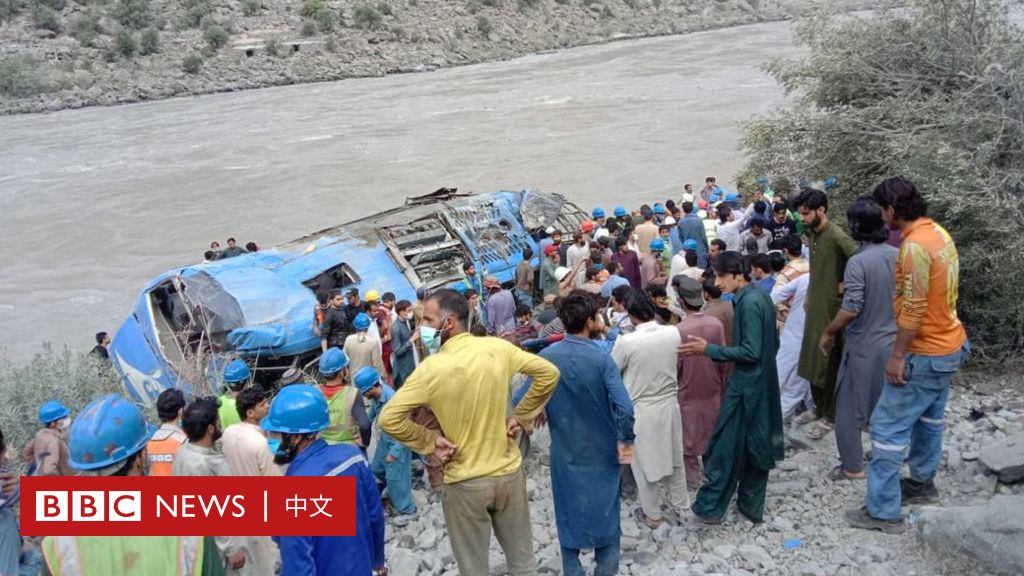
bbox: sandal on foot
[806,419,834,440]
[827,466,865,481]
[633,507,663,529]
[793,411,818,425]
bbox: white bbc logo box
[36,491,142,522]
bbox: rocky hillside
[0,0,867,114]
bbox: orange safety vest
[147,428,186,477]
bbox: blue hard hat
[653,204,666,215]
[353,313,372,331]
[68,394,156,471]
[756,175,769,186]
[224,359,250,384]
[683,239,699,251]
[649,238,665,252]
[592,207,605,219]
[724,193,740,202]
[353,366,381,394]
[260,385,329,435]
[613,206,627,218]
[319,347,349,375]
[415,285,428,299]
[39,400,70,425]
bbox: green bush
[112,0,151,29]
[0,348,122,474]
[324,34,337,52]
[139,26,159,54]
[0,0,23,24]
[180,0,210,28]
[475,14,491,37]
[68,12,102,45]
[264,36,280,56]
[181,52,202,73]
[351,3,381,29]
[202,20,228,49]
[241,0,260,16]
[0,55,43,97]
[113,28,138,56]
[739,0,1024,360]
[300,18,317,36]
[32,4,61,32]
[300,0,333,31]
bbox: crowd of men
[0,175,968,575]
[204,238,259,262]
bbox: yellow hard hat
[365,290,380,302]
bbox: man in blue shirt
[540,290,636,576]
[355,367,416,516]
[263,385,387,575]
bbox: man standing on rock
[795,188,857,441]
[540,290,635,576]
[378,288,559,576]
[846,177,968,534]
[679,251,784,524]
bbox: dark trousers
[692,406,771,523]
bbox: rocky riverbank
[385,370,1024,575]
[0,0,873,115]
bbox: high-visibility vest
[41,535,203,576]
[320,385,358,445]
[218,395,240,430]
[146,429,186,477]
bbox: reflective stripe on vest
[321,385,358,445]
[146,437,184,477]
[325,453,367,476]
[42,535,203,576]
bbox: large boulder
[979,433,1024,483]
[915,495,1024,575]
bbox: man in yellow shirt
[379,289,559,576]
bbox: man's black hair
[396,299,412,312]
[464,288,478,299]
[769,252,787,273]
[782,234,803,257]
[0,427,5,457]
[711,238,727,252]
[702,276,723,299]
[515,304,532,317]
[773,202,788,214]
[227,237,236,243]
[750,218,765,230]
[718,204,732,224]
[622,288,656,322]
[95,331,108,345]
[523,247,533,259]
[847,197,891,243]
[712,251,751,280]
[156,389,186,423]
[235,386,267,421]
[685,250,698,267]
[382,292,396,303]
[794,188,829,212]
[558,290,600,334]
[645,284,668,299]
[706,176,716,183]
[606,261,620,275]
[204,250,215,261]
[665,200,676,211]
[245,242,258,252]
[682,201,694,214]
[610,284,632,305]
[750,253,772,274]
[585,266,600,282]
[615,237,629,250]
[871,176,927,221]
[753,200,767,214]
[427,288,470,329]
[462,261,475,272]
[182,398,220,443]
[316,291,329,305]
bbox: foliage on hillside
[739,0,1024,359]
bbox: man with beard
[264,385,387,574]
[612,236,642,289]
[794,189,857,440]
[540,290,635,576]
[766,202,799,242]
[173,397,248,573]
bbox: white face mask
[59,417,71,430]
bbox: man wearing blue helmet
[343,312,386,381]
[639,238,668,290]
[25,400,73,476]
[592,207,606,230]
[263,385,386,575]
[318,347,371,447]
[355,367,415,516]
[40,394,221,574]
[219,358,250,430]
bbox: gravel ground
[382,372,1024,575]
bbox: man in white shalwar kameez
[611,289,689,528]
[220,387,281,576]
[772,274,815,419]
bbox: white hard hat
[663,216,677,226]
[682,193,695,203]
[554,267,571,282]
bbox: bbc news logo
[36,491,141,522]
[21,476,356,536]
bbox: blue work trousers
[866,346,966,520]
[561,543,620,576]
[371,437,416,515]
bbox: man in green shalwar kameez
[794,189,857,439]
[679,251,784,523]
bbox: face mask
[59,417,71,430]
[273,435,301,465]
[267,437,282,455]
[421,316,450,354]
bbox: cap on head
[725,193,740,202]
[353,313,372,331]
[319,347,349,375]
[483,276,501,290]
[653,204,666,215]
[591,207,605,219]
[649,238,665,252]
[683,239,699,251]
[581,220,595,233]
[698,200,709,210]
[68,394,156,471]
[663,216,677,226]
[416,285,428,299]
[39,400,71,425]
[554,267,571,282]
[354,367,381,394]
[364,290,380,303]
[260,385,330,435]
[544,244,559,256]
[674,276,705,309]
[614,206,628,218]
[223,359,251,385]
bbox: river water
[0,20,799,357]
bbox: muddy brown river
[0,20,799,356]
